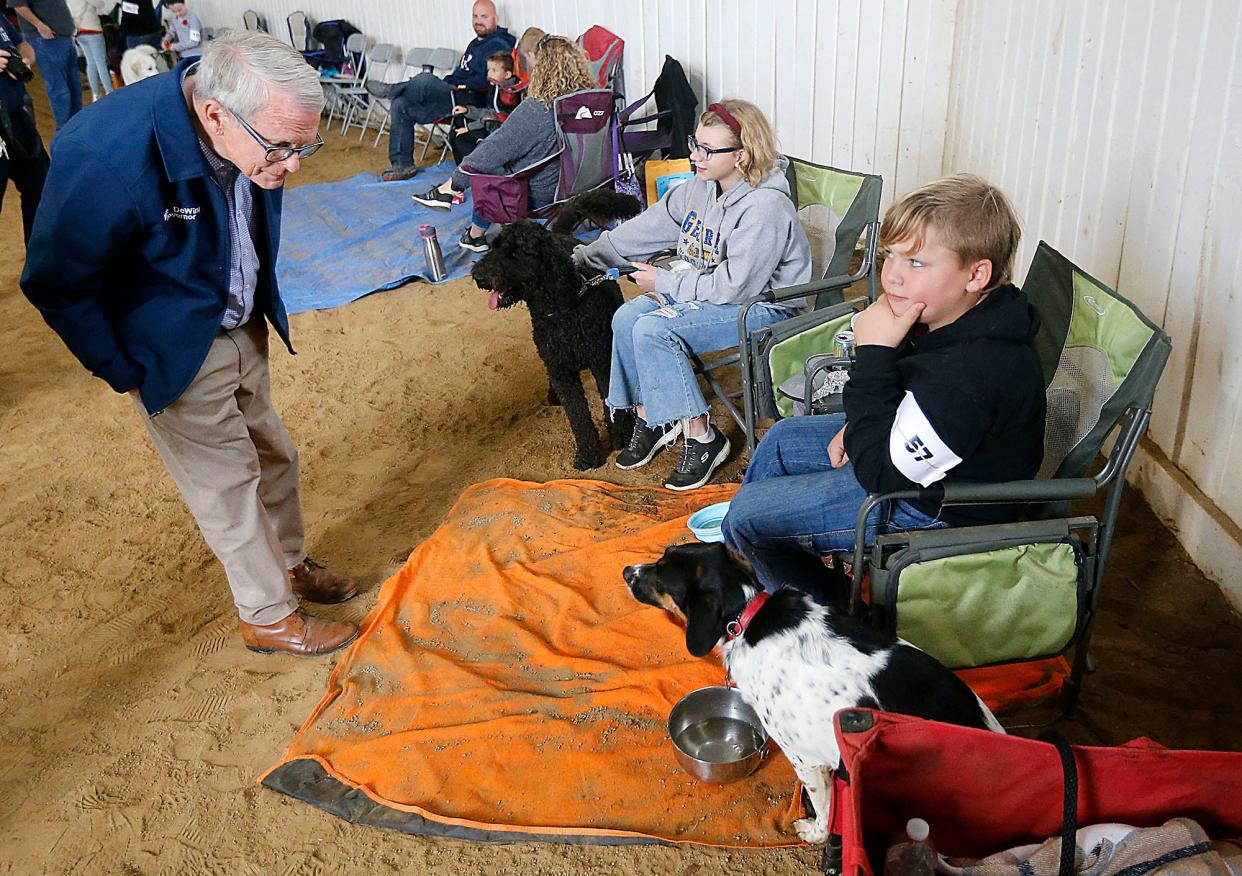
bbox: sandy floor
[3,82,1242,875]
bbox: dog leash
[723,590,771,688]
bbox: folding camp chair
[326,33,372,134]
[340,42,394,138]
[618,55,697,164]
[460,88,619,227]
[693,157,883,455]
[242,9,266,33]
[845,241,1172,716]
[577,25,624,94]
[287,11,311,51]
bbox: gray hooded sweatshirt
[573,156,812,308]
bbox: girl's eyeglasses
[687,135,740,157]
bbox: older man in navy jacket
[22,31,359,657]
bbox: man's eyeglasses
[687,135,740,157]
[230,109,324,162]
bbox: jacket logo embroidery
[164,206,201,221]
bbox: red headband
[708,102,742,138]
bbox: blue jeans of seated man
[607,294,789,427]
[387,73,455,168]
[722,414,947,602]
[30,36,81,130]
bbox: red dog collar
[725,591,770,642]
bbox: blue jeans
[387,72,454,168]
[607,295,789,427]
[722,414,947,599]
[30,36,81,130]
[75,33,113,99]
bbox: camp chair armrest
[849,479,1099,591]
[622,111,670,126]
[760,272,869,306]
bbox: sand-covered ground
[2,79,1242,875]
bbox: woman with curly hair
[412,35,596,254]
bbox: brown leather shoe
[239,609,359,656]
[289,557,358,604]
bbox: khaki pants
[135,320,304,625]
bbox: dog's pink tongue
[487,290,500,310]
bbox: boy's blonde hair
[880,173,1021,288]
[699,99,779,189]
[527,36,595,104]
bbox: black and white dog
[623,541,1003,844]
[470,190,642,471]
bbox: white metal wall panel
[190,0,956,204]
[945,0,1242,524]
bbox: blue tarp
[277,163,478,315]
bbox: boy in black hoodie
[722,174,1046,600]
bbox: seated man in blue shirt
[379,0,515,181]
[22,32,360,657]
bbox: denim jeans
[75,33,113,99]
[30,36,81,130]
[607,295,789,427]
[722,414,947,599]
[387,73,454,169]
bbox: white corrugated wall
[187,1,1242,604]
[945,0,1242,607]
[187,0,957,201]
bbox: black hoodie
[842,284,1046,524]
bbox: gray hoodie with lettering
[572,156,811,308]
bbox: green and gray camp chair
[847,241,1172,715]
[693,157,883,455]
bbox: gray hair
[194,30,324,117]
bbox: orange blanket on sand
[262,478,802,846]
[261,478,1067,845]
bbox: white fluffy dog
[120,45,169,86]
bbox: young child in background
[162,1,203,59]
[448,50,523,165]
[722,174,1046,602]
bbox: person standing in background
[67,0,117,103]
[0,11,49,242]
[118,0,161,49]
[9,0,80,129]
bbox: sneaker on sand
[615,417,682,470]
[664,430,731,491]
[380,165,419,182]
[458,227,490,253]
[413,186,455,209]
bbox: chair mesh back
[784,157,882,301]
[553,89,617,199]
[1039,347,1112,478]
[1025,242,1171,479]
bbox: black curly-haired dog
[471,190,642,470]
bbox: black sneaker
[458,227,490,253]
[615,417,682,470]
[664,430,731,491]
[413,187,455,209]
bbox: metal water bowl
[668,686,769,783]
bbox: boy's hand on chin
[853,294,924,347]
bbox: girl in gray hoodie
[574,99,811,490]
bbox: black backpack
[303,19,360,71]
